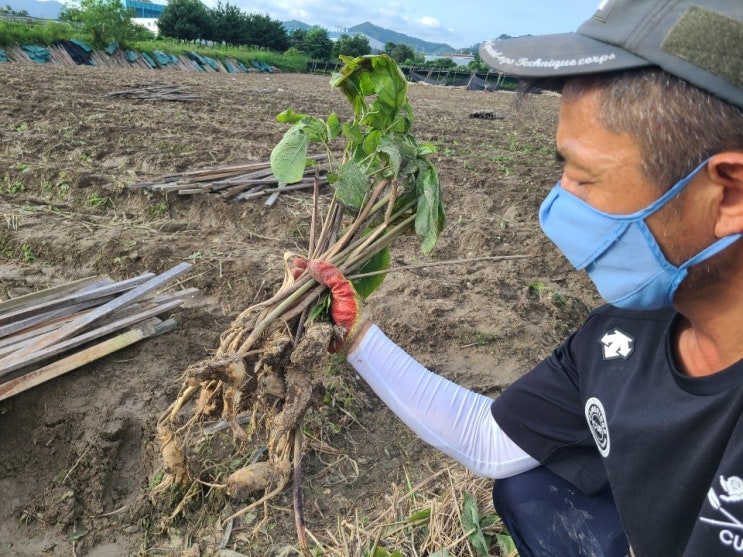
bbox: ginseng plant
[155,54,445,543]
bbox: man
[306,1,743,555]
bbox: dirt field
[0,63,600,556]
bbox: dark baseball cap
[479,0,743,108]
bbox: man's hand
[306,260,369,354]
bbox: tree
[384,42,417,65]
[288,28,307,50]
[158,0,214,43]
[60,0,139,48]
[332,33,371,58]
[424,57,456,69]
[467,51,490,72]
[303,27,333,60]
[242,12,289,51]
[211,0,244,46]
[1,5,29,16]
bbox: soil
[0,63,601,556]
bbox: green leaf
[461,491,480,532]
[301,116,330,144]
[276,108,307,124]
[326,112,341,140]
[461,491,490,557]
[417,141,437,156]
[308,293,330,322]
[406,506,431,523]
[335,160,370,210]
[352,247,389,299]
[496,532,518,557]
[331,54,408,131]
[414,160,446,254]
[362,128,382,155]
[377,136,403,176]
[270,127,308,184]
[341,122,363,146]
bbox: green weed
[42,172,72,201]
[473,331,499,345]
[1,175,24,195]
[528,281,546,297]
[20,244,35,263]
[149,470,164,491]
[86,191,113,210]
[461,491,517,556]
[146,200,168,217]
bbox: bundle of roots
[155,254,340,520]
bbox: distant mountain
[282,20,312,33]
[282,20,454,55]
[10,0,63,19]
[348,22,453,55]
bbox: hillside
[349,21,453,54]
[283,20,454,55]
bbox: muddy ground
[0,63,600,556]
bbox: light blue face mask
[539,159,743,310]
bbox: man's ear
[708,151,743,238]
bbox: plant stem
[237,279,317,356]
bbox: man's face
[554,87,714,268]
[555,88,656,214]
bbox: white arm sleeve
[347,325,539,478]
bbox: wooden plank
[0,276,104,315]
[0,318,177,401]
[0,287,198,356]
[0,272,155,327]
[0,262,191,370]
[0,296,116,342]
[0,308,93,355]
[0,298,185,379]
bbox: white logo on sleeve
[600,328,634,360]
[700,477,743,551]
[585,397,610,457]
[721,476,743,503]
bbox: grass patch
[0,19,311,72]
[0,19,75,46]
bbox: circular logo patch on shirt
[585,397,610,457]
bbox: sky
[213,0,604,49]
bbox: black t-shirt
[492,304,743,556]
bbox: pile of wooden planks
[0,262,196,401]
[104,82,203,102]
[129,154,330,206]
